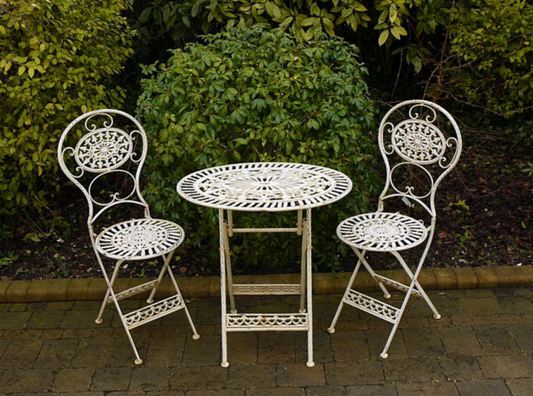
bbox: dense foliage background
[138,26,379,269]
[0,0,531,275]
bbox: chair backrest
[377,100,462,219]
[57,109,150,231]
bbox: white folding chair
[58,109,199,364]
[328,100,462,358]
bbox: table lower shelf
[233,283,301,295]
[226,313,309,332]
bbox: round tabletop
[177,162,352,212]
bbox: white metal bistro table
[177,162,352,367]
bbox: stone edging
[0,266,531,303]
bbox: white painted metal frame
[178,162,352,368]
[58,109,199,365]
[328,100,462,359]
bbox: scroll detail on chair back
[58,109,199,365]
[329,100,462,359]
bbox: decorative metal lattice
[233,284,301,295]
[337,212,427,252]
[96,219,184,260]
[178,162,352,211]
[391,120,446,165]
[75,128,133,172]
[344,289,399,323]
[124,295,184,330]
[226,313,308,330]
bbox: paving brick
[457,297,504,316]
[0,338,43,368]
[506,378,533,396]
[439,357,483,381]
[477,355,533,379]
[247,389,305,396]
[0,311,32,329]
[498,297,533,315]
[0,369,55,392]
[456,380,511,396]
[401,327,444,358]
[346,385,396,396]
[146,336,185,366]
[34,338,79,368]
[59,393,105,396]
[109,337,150,367]
[258,333,295,364]
[227,333,258,364]
[307,386,346,396]
[383,358,443,383]
[169,366,227,390]
[325,361,384,386]
[228,364,276,389]
[187,391,244,396]
[471,314,524,325]
[509,324,533,353]
[28,310,66,329]
[5,280,31,302]
[330,330,369,362]
[9,302,28,311]
[0,339,8,359]
[72,338,115,368]
[91,368,132,392]
[474,325,520,355]
[53,368,94,392]
[439,326,482,356]
[46,301,75,311]
[61,309,111,328]
[129,367,169,391]
[146,392,184,396]
[396,382,458,396]
[182,333,220,366]
[277,363,326,387]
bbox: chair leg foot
[135,358,143,365]
[327,327,335,334]
[307,361,315,368]
[433,314,441,320]
[230,310,237,314]
[380,353,388,359]
[192,334,200,340]
[384,293,391,299]
[221,361,229,368]
[95,318,103,324]
[299,308,307,313]
[146,299,153,304]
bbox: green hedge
[138,26,380,271]
[0,0,134,221]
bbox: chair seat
[96,218,184,260]
[337,212,428,252]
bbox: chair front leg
[147,253,171,304]
[96,259,123,324]
[328,249,365,334]
[352,247,391,299]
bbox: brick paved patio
[1,288,533,395]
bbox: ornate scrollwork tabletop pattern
[177,162,352,211]
[337,212,428,252]
[96,218,184,260]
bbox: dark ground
[1,129,531,281]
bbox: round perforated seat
[96,218,184,260]
[337,212,428,252]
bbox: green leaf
[378,30,389,46]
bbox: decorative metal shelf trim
[337,212,427,252]
[343,289,399,324]
[177,162,353,212]
[226,313,309,331]
[96,219,184,260]
[106,280,158,304]
[233,284,301,295]
[124,294,184,330]
[374,275,422,298]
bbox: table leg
[299,210,307,313]
[223,210,237,314]
[305,208,314,367]
[219,209,229,368]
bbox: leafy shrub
[138,26,380,271]
[0,1,134,221]
[444,0,533,117]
